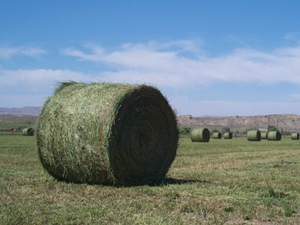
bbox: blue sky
[1,1,300,116]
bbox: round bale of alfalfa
[223,132,233,139]
[260,132,268,140]
[291,133,300,140]
[191,128,210,142]
[212,132,222,139]
[36,82,179,186]
[267,131,281,141]
[247,130,261,141]
[22,128,34,136]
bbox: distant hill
[0,107,41,116]
[178,114,300,132]
[1,107,300,132]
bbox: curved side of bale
[267,131,281,141]
[191,128,210,142]
[22,128,34,136]
[260,132,268,140]
[223,132,233,139]
[247,130,261,141]
[291,133,300,140]
[212,132,222,139]
[37,82,179,186]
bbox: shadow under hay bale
[212,132,222,139]
[223,132,233,139]
[247,130,261,141]
[190,128,210,142]
[291,133,299,140]
[37,82,179,186]
[268,131,281,141]
[22,128,34,136]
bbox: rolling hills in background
[177,114,300,131]
[0,107,41,116]
[0,107,300,131]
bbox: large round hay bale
[291,133,299,140]
[22,127,34,136]
[247,130,261,141]
[191,128,210,142]
[267,131,281,141]
[260,132,268,140]
[37,82,179,186]
[212,132,222,139]
[223,132,233,139]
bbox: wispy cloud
[0,68,99,107]
[288,93,300,100]
[0,46,46,59]
[61,40,300,88]
[1,40,300,115]
[283,32,298,40]
[0,68,95,92]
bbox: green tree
[221,126,230,134]
[268,125,279,132]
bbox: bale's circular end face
[109,86,178,186]
[36,82,178,186]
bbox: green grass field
[1,134,300,224]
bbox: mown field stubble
[1,134,300,225]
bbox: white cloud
[61,41,300,87]
[0,68,97,92]
[0,46,46,59]
[0,94,47,108]
[288,93,300,100]
[284,32,298,40]
[1,40,300,116]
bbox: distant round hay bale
[212,132,222,139]
[223,132,233,139]
[191,128,210,142]
[260,132,268,140]
[22,128,34,136]
[247,130,261,141]
[291,132,299,140]
[37,82,179,186]
[267,131,281,141]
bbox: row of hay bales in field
[190,128,233,142]
[247,130,299,141]
[211,131,233,139]
[190,127,299,143]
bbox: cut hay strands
[267,131,282,141]
[247,130,261,141]
[260,132,268,140]
[190,128,210,142]
[36,82,179,186]
[22,128,34,136]
[223,132,233,139]
[212,132,222,139]
[291,132,300,140]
